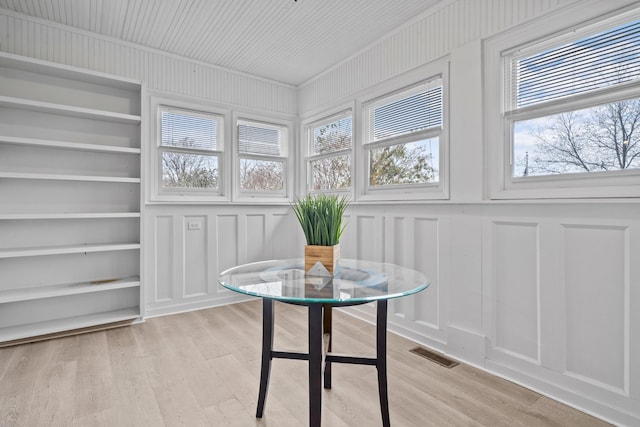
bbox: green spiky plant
[292,194,349,246]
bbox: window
[306,112,352,192]
[236,119,288,197]
[363,79,442,191]
[149,95,296,204]
[158,105,223,196]
[509,19,640,178]
[486,7,640,199]
[300,62,448,201]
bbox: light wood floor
[0,300,611,427]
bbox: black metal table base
[256,298,390,427]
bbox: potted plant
[292,194,349,276]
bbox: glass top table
[218,258,428,304]
[218,258,429,427]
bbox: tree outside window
[159,106,222,193]
[162,148,218,189]
[237,119,287,196]
[370,138,437,185]
[307,115,352,191]
[514,100,640,177]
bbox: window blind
[514,20,640,108]
[369,84,443,142]
[238,122,281,156]
[161,108,218,151]
[312,116,352,155]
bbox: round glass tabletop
[218,258,429,304]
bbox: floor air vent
[410,346,459,368]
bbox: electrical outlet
[187,221,202,230]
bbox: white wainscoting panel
[413,217,440,329]
[216,215,239,274]
[355,215,377,261]
[270,213,303,259]
[245,214,267,264]
[482,210,640,426]
[563,223,628,394]
[492,221,539,363]
[153,216,173,303]
[146,206,298,317]
[388,216,408,318]
[184,215,208,298]
[448,214,483,334]
[341,206,448,347]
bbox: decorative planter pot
[305,244,340,277]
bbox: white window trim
[148,93,231,203]
[356,61,450,202]
[232,112,294,203]
[300,105,355,198]
[484,1,640,200]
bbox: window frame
[148,94,230,203]
[485,2,640,200]
[360,77,445,200]
[302,107,354,196]
[232,113,294,203]
[356,61,449,202]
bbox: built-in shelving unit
[0,52,143,345]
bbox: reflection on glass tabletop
[218,258,429,304]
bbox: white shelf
[0,308,141,343]
[0,171,140,183]
[0,212,141,220]
[0,277,140,304]
[0,135,141,154]
[0,95,141,124]
[0,53,142,344]
[0,52,141,91]
[0,242,140,259]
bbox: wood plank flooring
[0,300,611,427]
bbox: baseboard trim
[484,360,638,427]
[145,294,253,318]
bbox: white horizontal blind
[368,81,443,143]
[160,107,218,151]
[312,115,352,154]
[238,121,281,156]
[514,20,640,108]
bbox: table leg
[309,303,323,427]
[323,303,333,389]
[256,299,274,418]
[377,299,390,427]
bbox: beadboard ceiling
[0,0,445,86]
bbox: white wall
[144,205,302,316]
[0,7,299,315]
[340,202,640,426]
[2,0,640,425]
[300,0,640,425]
[0,10,297,115]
